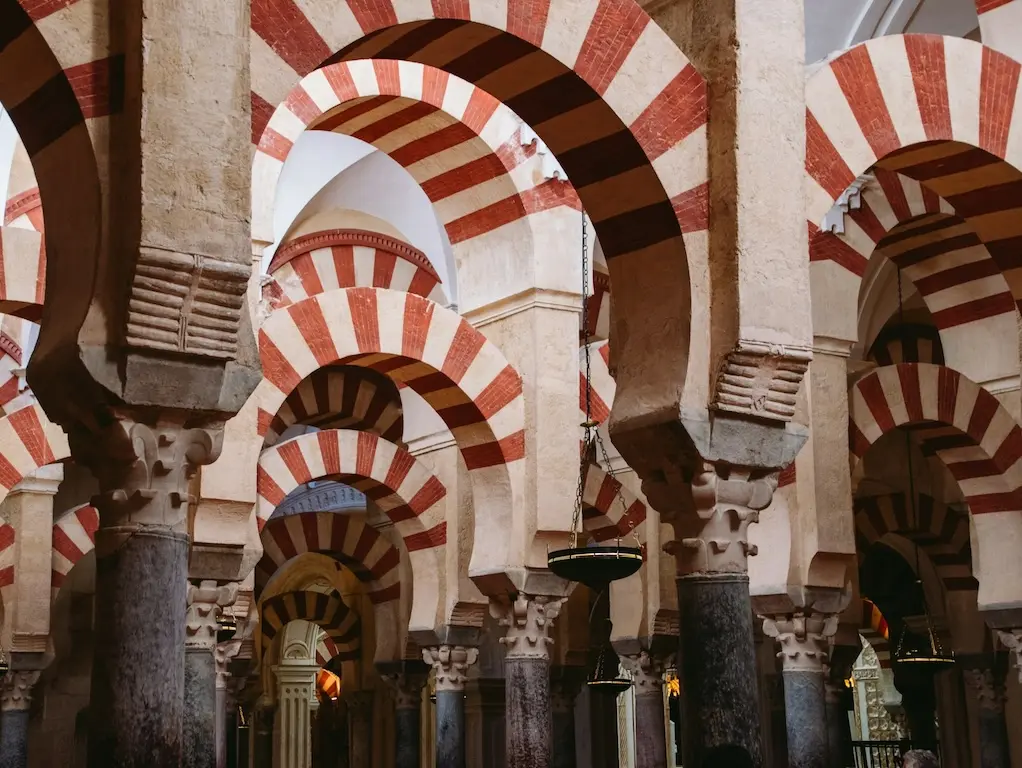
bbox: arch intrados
[260,589,361,645]
[580,462,647,543]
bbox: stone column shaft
[0,671,40,768]
[383,671,426,768]
[423,645,478,768]
[252,701,274,768]
[494,595,563,768]
[274,661,320,768]
[762,612,836,768]
[824,682,851,768]
[963,666,1010,768]
[348,691,373,768]
[620,652,668,768]
[215,639,242,768]
[550,669,584,768]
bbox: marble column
[0,671,40,768]
[824,680,852,768]
[620,652,668,768]
[274,660,320,768]
[476,680,507,768]
[347,690,373,768]
[667,465,781,768]
[81,419,223,768]
[252,699,274,768]
[762,612,837,768]
[963,665,1010,768]
[494,594,564,768]
[423,645,478,768]
[185,581,239,768]
[214,639,243,768]
[382,670,426,768]
[550,668,584,768]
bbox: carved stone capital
[186,579,239,651]
[963,667,1006,713]
[619,651,669,694]
[761,611,839,673]
[996,629,1022,683]
[381,671,427,710]
[713,340,811,422]
[422,645,478,692]
[550,667,587,713]
[491,594,563,661]
[72,415,223,533]
[215,638,243,689]
[665,464,776,574]
[0,671,40,712]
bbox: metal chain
[896,265,924,587]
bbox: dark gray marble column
[382,668,426,768]
[252,701,274,768]
[677,573,762,767]
[424,645,478,768]
[762,612,836,768]
[621,652,668,768]
[87,526,189,768]
[477,679,507,768]
[497,594,564,768]
[0,672,39,768]
[963,666,1010,768]
[824,681,851,768]
[550,668,584,768]
[347,691,373,768]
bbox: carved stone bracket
[762,611,839,673]
[996,629,1022,683]
[422,645,478,693]
[72,415,223,534]
[215,638,243,690]
[125,247,250,359]
[713,340,812,422]
[619,650,669,694]
[962,666,1006,714]
[491,594,564,661]
[187,580,239,652]
[664,464,777,574]
[0,671,40,712]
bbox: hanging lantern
[217,607,238,644]
[587,643,631,696]
[893,622,954,671]
[548,213,642,588]
[0,649,9,678]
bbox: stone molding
[761,611,839,672]
[962,667,1006,713]
[996,629,1022,683]
[619,651,668,694]
[125,247,250,359]
[422,645,478,692]
[0,671,40,712]
[712,340,812,422]
[186,580,239,651]
[491,594,563,661]
[267,228,437,279]
[664,464,777,574]
[73,415,223,535]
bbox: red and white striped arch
[5,139,43,234]
[257,429,443,631]
[263,228,448,310]
[0,331,23,414]
[317,634,360,666]
[859,599,892,669]
[262,366,404,447]
[255,288,524,577]
[0,227,45,321]
[254,59,579,248]
[579,341,614,427]
[0,403,69,508]
[0,519,13,609]
[581,463,647,543]
[257,511,401,605]
[51,503,99,603]
[849,363,1022,609]
[260,589,361,651]
[806,35,1022,359]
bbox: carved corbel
[713,340,812,422]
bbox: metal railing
[850,740,935,767]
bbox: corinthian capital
[619,650,669,694]
[962,667,1006,713]
[0,671,40,712]
[491,594,564,661]
[762,611,839,673]
[422,645,478,692]
[186,580,238,651]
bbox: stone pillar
[382,670,426,768]
[0,671,40,768]
[620,652,668,768]
[962,665,1010,768]
[824,680,851,768]
[215,639,243,768]
[550,668,584,768]
[185,581,239,768]
[273,660,320,768]
[665,464,780,768]
[252,698,274,768]
[423,645,478,768]
[81,419,223,768]
[347,691,373,768]
[492,594,563,768]
[762,612,837,768]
